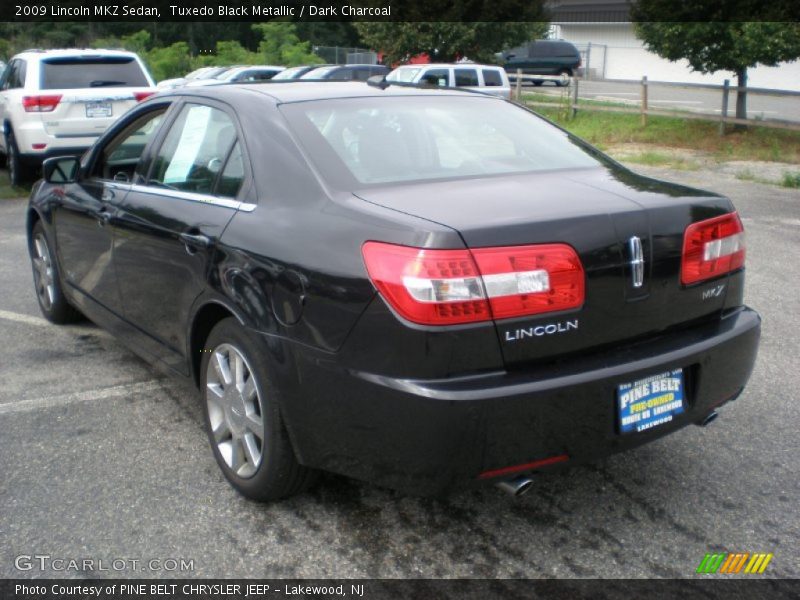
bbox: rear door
[112,99,250,373]
[36,54,154,140]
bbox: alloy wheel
[205,343,265,479]
[32,233,55,310]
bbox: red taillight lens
[472,244,585,320]
[362,243,490,325]
[22,95,62,112]
[681,212,745,285]
[362,242,585,326]
[134,91,155,102]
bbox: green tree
[632,1,800,121]
[354,22,549,65]
[145,42,192,81]
[252,23,323,66]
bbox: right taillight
[681,212,745,285]
[22,95,62,112]
[362,241,584,326]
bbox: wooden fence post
[571,76,579,118]
[640,76,648,126]
[719,79,730,136]
[515,69,522,102]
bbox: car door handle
[179,232,212,252]
[96,207,113,227]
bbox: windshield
[280,96,601,187]
[273,66,311,80]
[386,68,420,83]
[301,66,337,79]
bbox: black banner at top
[5,0,547,22]
[4,0,800,22]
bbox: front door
[52,105,169,316]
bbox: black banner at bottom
[2,579,799,600]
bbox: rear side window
[482,69,503,86]
[3,60,27,90]
[149,103,240,196]
[41,57,149,90]
[454,69,479,87]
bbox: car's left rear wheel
[201,318,317,501]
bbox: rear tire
[201,318,317,501]
[6,130,33,187]
[555,69,572,87]
[30,221,83,324]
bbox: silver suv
[0,49,155,185]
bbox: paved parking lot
[0,166,798,579]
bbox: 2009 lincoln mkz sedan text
[26,82,760,500]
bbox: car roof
[14,48,141,60]
[161,81,496,105]
[395,63,503,69]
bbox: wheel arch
[188,300,246,387]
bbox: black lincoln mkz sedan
[27,82,760,500]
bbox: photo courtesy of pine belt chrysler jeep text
[26,81,760,500]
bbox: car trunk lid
[355,167,738,368]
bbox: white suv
[385,63,511,99]
[0,49,156,185]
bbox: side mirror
[43,156,80,184]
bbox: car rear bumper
[278,307,760,495]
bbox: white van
[385,63,511,99]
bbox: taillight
[362,242,585,326]
[472,244,585,320]
[681,212,745,285]
[22,95,62,112]
[134,91,155,102]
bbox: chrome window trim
[129,183,255,211]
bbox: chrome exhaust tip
[495,475,534,497]
[700,410,719,427]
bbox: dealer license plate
[617,368,685,434]
[86,102,112,118]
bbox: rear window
[301,66,337,79]
[482,69,503,86]
[281,96,601,187]
[41,56,149,89]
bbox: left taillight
[22,95,62,112]
[361,241,585,326]
[681,212,745,285]
[134,91,156,102]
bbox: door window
[93,107,167,182]
[216,142,245,198]
[454,69,479,87]
[420,69,449,87]
[149,103,240,196]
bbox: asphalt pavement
[532,79,800,123]
[0,166,798,579]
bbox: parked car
[216,65,285,83]
[300,64,389,81]
[158,66,234,91]
[27,82,760,501]
[386,63,511,98]
[501,39,582,86]
[271,65,331,80]
[0,49,155,185]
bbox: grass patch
[0,180,29,200]
[782,172,800,188]
[622,151,702,170]
[531,107,800,164]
